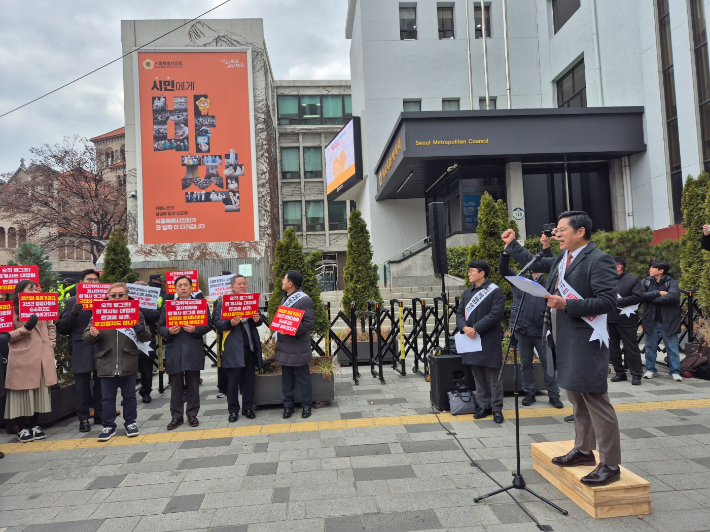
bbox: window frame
[305,200,325,232]
[328,201,348,231]
[303,147,323,179]
[280,147,301,180]
[283,201,303,232]
[277,95,351,126]
[403,99,422,112]
[437,6,455,39]
[399,5,418,40]
[478,97,497,110]
[474,5,491,39]
[556,59,587,108]
[552,0,581,34]
[442,98,460,111]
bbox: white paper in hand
[504,276,550,297]
[455,332,482,353]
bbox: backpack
[680,347,709,377]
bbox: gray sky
[0,0,350,174]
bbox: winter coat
[157,297,212,374]
[213,299,264,369]
[82,313,151,378]
[274,290,315,367]
[608,272,644,326]
[504,240,617,394]
[641,274,682,336]
[701,234,710,252]
[6,317,58,390]
[499,251,550,337]
[455,279,505,369]
[56,296,96,374]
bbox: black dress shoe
[79,420,91,432]
[283,407,294,419]
[580,464,621,486]
[493,411,504,423]
[302,407,312,418]
[142,395,152,404]
[473,408,492,419]
[564,414,574,423]
[188,416,199,427]
[551,448,597,467]
[521,393,536,406]
[228,413,238,423]
[610,373,627,382]
[243,409,256,419]
[549,397,564,409]
[632,375,642,385]
[167,418,184,430]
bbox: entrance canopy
[374,107,646,200]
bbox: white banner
[558,258,609,348]
[126,284,161,310]
[464,283,498,320]
[208,275,234,298]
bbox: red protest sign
[77,283,113,310]
[0,266,40,293]
[165,299,208,327]
[92,300,140,330]
[221,293,260,320]
[269,306,305,336]
[18,293,59,321]
[165,270,199,294]
[0,301,14,332]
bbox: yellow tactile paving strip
[3,398,710,455]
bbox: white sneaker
[643,371,654,379]
[672,373,683,382]
[17,428,34,443]
[32,426,46,440]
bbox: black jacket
[274,290,315,367]
[498,251,551,337]
[455,279,505,369]
[641,274,681,335]
[141,307,161,354]
[157,297,213,374]
[56,296,96,374]
[701,234,710,252]
[608,272,644,325]
[213,299,264,369]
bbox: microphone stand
[474,249,568,521]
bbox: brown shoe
[551,448,596,467]
[167,418,184,430]
[580,464,621,486]
[188,416,199,427]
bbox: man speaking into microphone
[502,211,621,487]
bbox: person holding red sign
[214,275,263,422]
[158,276,213,430]
[274,271,315,419]
[57,269,103,433]
[83,283,151,442]
[5,280,56,443]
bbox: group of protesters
[0,268,315,445]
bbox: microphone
[518,250,547,277]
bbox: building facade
[345,0,710,265]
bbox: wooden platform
[531,440,651,519]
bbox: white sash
[617,293,639,317]
[464,283,498,320]
[283,290,307,307]
[117,327,151,356]
[557,257,609,348]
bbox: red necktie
[566,252,573,271]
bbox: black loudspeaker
[428,354,476,411]
[428,202,448,275]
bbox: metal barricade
[327,301,361,385]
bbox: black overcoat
[274,290,314,367]
[213,299,264,369]
[455,279,505,369]
[157,297,212,374]
[56,296,96,374]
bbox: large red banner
[18,293,59,321]
[165,299,208,328]
[92,300,140,330]
[77,283,113,310]
[220,293,259,320]
[137,51,255,244]
[0,266,40,293]
[0,301,13,332]
[165,270,199,295]
[269,306,305,337]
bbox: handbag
[447,386,479,415]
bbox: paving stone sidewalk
[1,360,710,532]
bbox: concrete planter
[336,340,396,366]
[253,372,335,406]
[501,362,547,393]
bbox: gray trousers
[469,365,504,410]
[566,389,621,467]
[169,370,200,419]
[515,332,560,398]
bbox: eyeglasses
[108,293,126,299]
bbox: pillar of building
[505,161,526,240]
[609,158,628,231]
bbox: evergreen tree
[342,209,382,332]
[267,228,328,335]
[700,178,710,308]
[99,227,138,284]
[8,242,55,290]
[680,173,710,292]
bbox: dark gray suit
[505,240,622,466]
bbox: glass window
[283,202,302,232]
[403,99,422,112]
[304,148,322,178]
[691,0,710,170]
[478,97,496,109]
[474,5,490,39]
[281,148,300,179]
[552,0,580,34]
[438,6,454,39]
[557,60,586,108]
[277,95,299,125]
[328,201,348,230]
[323,95,344,124]
[299,95,321,124]
[400,6,417,40]
[442,98,460,110]
[306,201,325,231]
[344,95,352,118]
[568,165,613,232]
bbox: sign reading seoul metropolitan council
[137,51,256,244]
